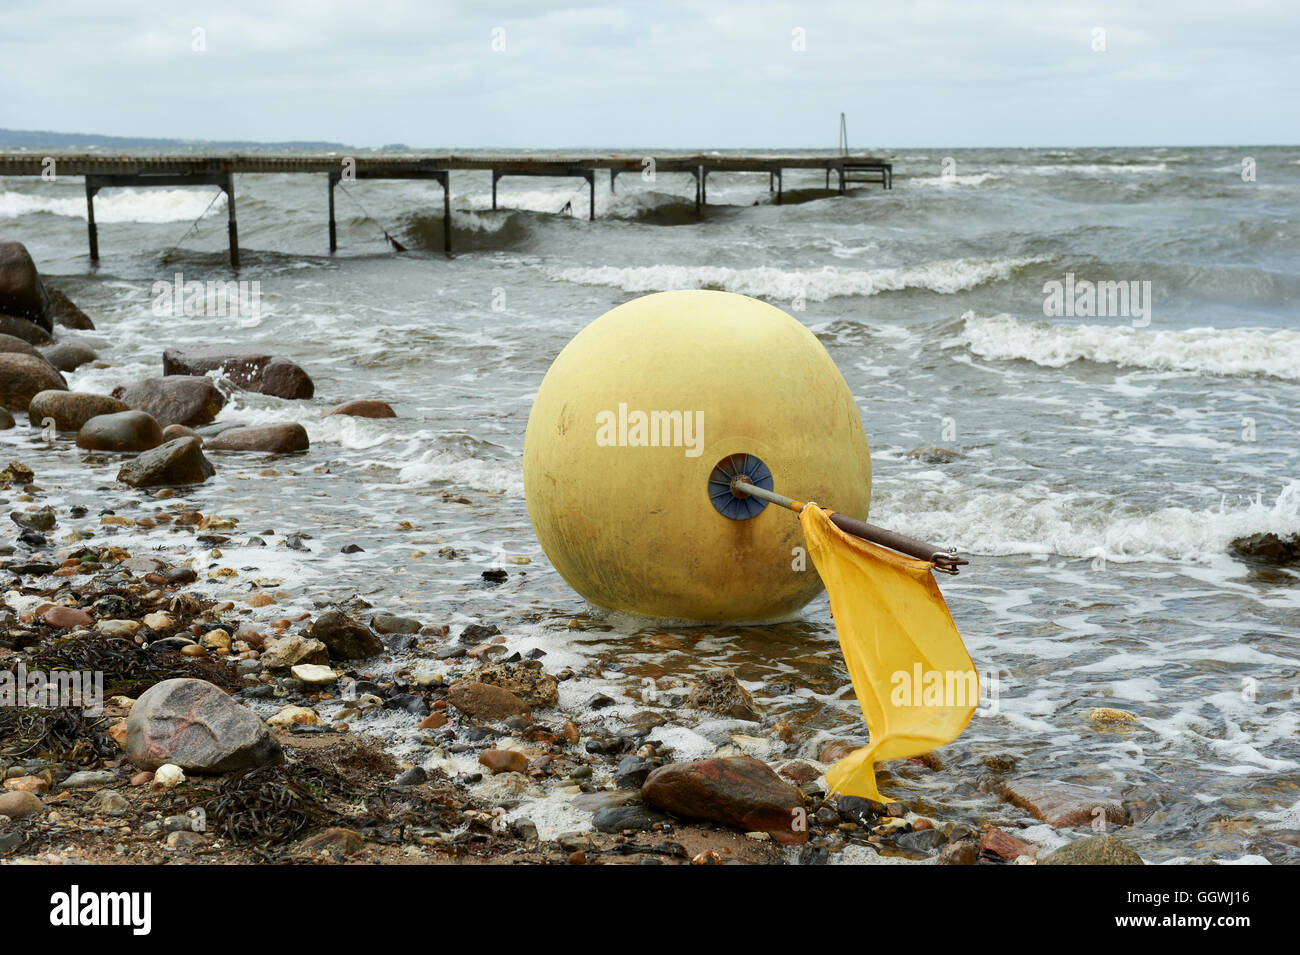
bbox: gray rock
[905,446,965,464]
[0,314,52,345]
[372,613,422,635]
[39,340,97,372]
[117,436,215,487]
[125,677,282,773]
[896,827,947,851]
[205,423,309,453]
[162,346,314,399]
[61,769,118,789]
[88,789,130,813]
[1038,834,1144,865]
[112,376,225,428]
[0,241,53,331]
[10,505,55,532]
[306,610,384,660]
[593,804,668,833]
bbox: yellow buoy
[523,290,871,623]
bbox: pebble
[290,664,338,685]
[479,749,528,775]
[61,770,118,789]
[0,790,43,819]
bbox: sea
[2,145,1298,862]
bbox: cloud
[1,0,1295,146]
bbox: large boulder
[0,332,44,360]
[76,410,164,452]
[39,340,97,372]
[46,287,95,330]
[163,346,314,400]
[125,678,282,772]
[1038,835,1144,865]
[0,242,52,332]
[112,376,225,428]
[305,611,384,660]
[117,436,214,487]
[641,757,808,844]
[28,391,128,432]
[0,315,52,345]
[1231,532,1300,566]
[0,353,66,412]
[205,423,309,453]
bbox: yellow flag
[799,504,978,802]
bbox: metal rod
[328,173,338,253]
[731,479,968,574]
[224,170,239,271]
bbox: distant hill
[0,128,353,150]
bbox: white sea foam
[908,173,1002,187]
[0,187,226,223]
[954,313,1300,380]
[875,480,1300,563]
[1025,162,1168,175]
[549,256,1048,302]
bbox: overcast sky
[3,1,1297,148]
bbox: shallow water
[3,145,1298,862]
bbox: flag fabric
[799,503,978,802]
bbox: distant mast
[839,113,848,155]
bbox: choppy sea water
[2,146,1298,862]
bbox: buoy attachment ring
[708,453,774,520]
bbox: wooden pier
[0,152,892,268]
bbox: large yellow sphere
[524,290,871,623]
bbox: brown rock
[641,756,807,845]
[778,761,820,785]
[936,840,979,865]
[28,391,129,432]
[978,825,1036,861]
[818,740,858,763]
[161,423,201,443]
[259,634,329,669]
[1000,779,1130,829]
[0,241,52,331]
[329,400,396,418]
[205,423,309,453]
[0,353,66,412]
[76,410,164,452]
[41,605,93,629]
[162,346,314,399]
[305,611,384,660]
[0,790,44,819]
[448,681,531,721]
[479,749,528,774]
[112,376,225,428]
[472,661,559,707]
[684,668,760,721]
[418,712,448,730]
[299,827,364,856]
[46,286,95,329]
[0,332,44,360]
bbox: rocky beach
[1,242,1160,865]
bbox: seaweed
[203,764,334,847]
[0,706,117,763]
[22,632,241,697]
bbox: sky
[2,0,1297,149]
